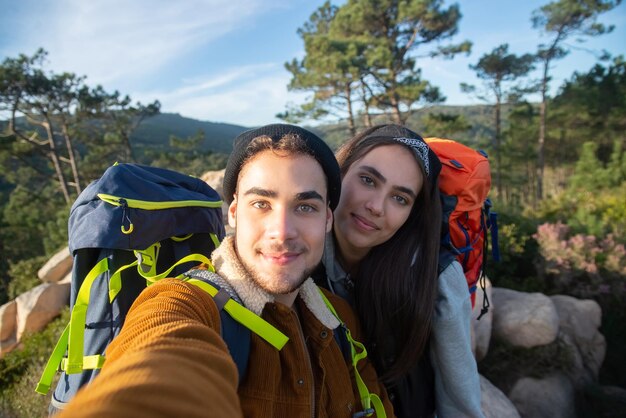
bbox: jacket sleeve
[430,261,485,418]
[322,290,395,418]
[57,279,243,418]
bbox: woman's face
[334,144,424,261]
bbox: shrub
[0,308,69,418]
[7,256,48,300]
[534,222,626,298]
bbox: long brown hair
[334,124,442,383]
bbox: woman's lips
[352,213,379,231]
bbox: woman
[314,124,484,418]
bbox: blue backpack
[33,163,252,412]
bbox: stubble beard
[237,241,313,295]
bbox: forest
[0,0,624,416]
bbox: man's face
[228,150,332,296]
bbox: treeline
[279,0,621,202]
[0,50,228,303]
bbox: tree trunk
[390,94,403,124]
[61,121,82,194]
[495,100,502,197]
[360,81,372,128]
[42,120,71,203]
[345,83,356,137]
[536,61,550,202]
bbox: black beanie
[223,124,341,210]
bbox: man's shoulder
[318,286,359,326]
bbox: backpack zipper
[97,193,223,234]
[97,193,222,210]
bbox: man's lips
[352,213,379,231]
[261,252,301,265]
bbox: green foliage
[7,256,47,300]
[419,113,471,139]
[146,130,228,176]
[486,208,542,291]
[551,57,626,161]
[0,307,69,418]
[537,139,626,238]
[284,0,470,125]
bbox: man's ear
[228,196,238,228]
[325,206,333,233]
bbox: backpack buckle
[135,243,161,277]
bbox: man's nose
[266,207,297,240]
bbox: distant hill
[131,113,250,154]
[3,105,503,156]
[309,104,501,151]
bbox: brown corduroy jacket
[57,237,393,418]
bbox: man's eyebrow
[242,188,324,202]
[361,165,417,199]
[243,187,277,198]
[296,191,324,202]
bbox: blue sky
[1,0,624,127]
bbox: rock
[508,373,576,418]
[480,375,521,418]
[38,246,73,282]
[15,281,71,341]
[0,337,18,357]
[471,277,493,361]
[201,169,225,197]
[201,169,230,234]
[0,300,17,341]
[0,301,18,356]
[492,288,559,348]
[550,294,606,386]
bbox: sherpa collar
[211,236,340,330]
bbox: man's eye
[296,204,317,213]
[252,201,269,209]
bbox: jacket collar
[211,236,340,330]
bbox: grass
[0,307,69,418]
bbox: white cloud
[134,63,307,126]
[6,0,277,87]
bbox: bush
[7,256,48,300]
[534,222,626,299]
[0,308,69,418]
[486,209,542,292]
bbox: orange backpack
[425,138,499,318]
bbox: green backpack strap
[318,289,387,418]
[184,278,289,350]
[35,257,110,394]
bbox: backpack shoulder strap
[317,288,387,418]
[183,269,289,382]
[438,247,457,275]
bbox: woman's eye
[360,175,374,186]
[393,195,408,206]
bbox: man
[57,124,392,418]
